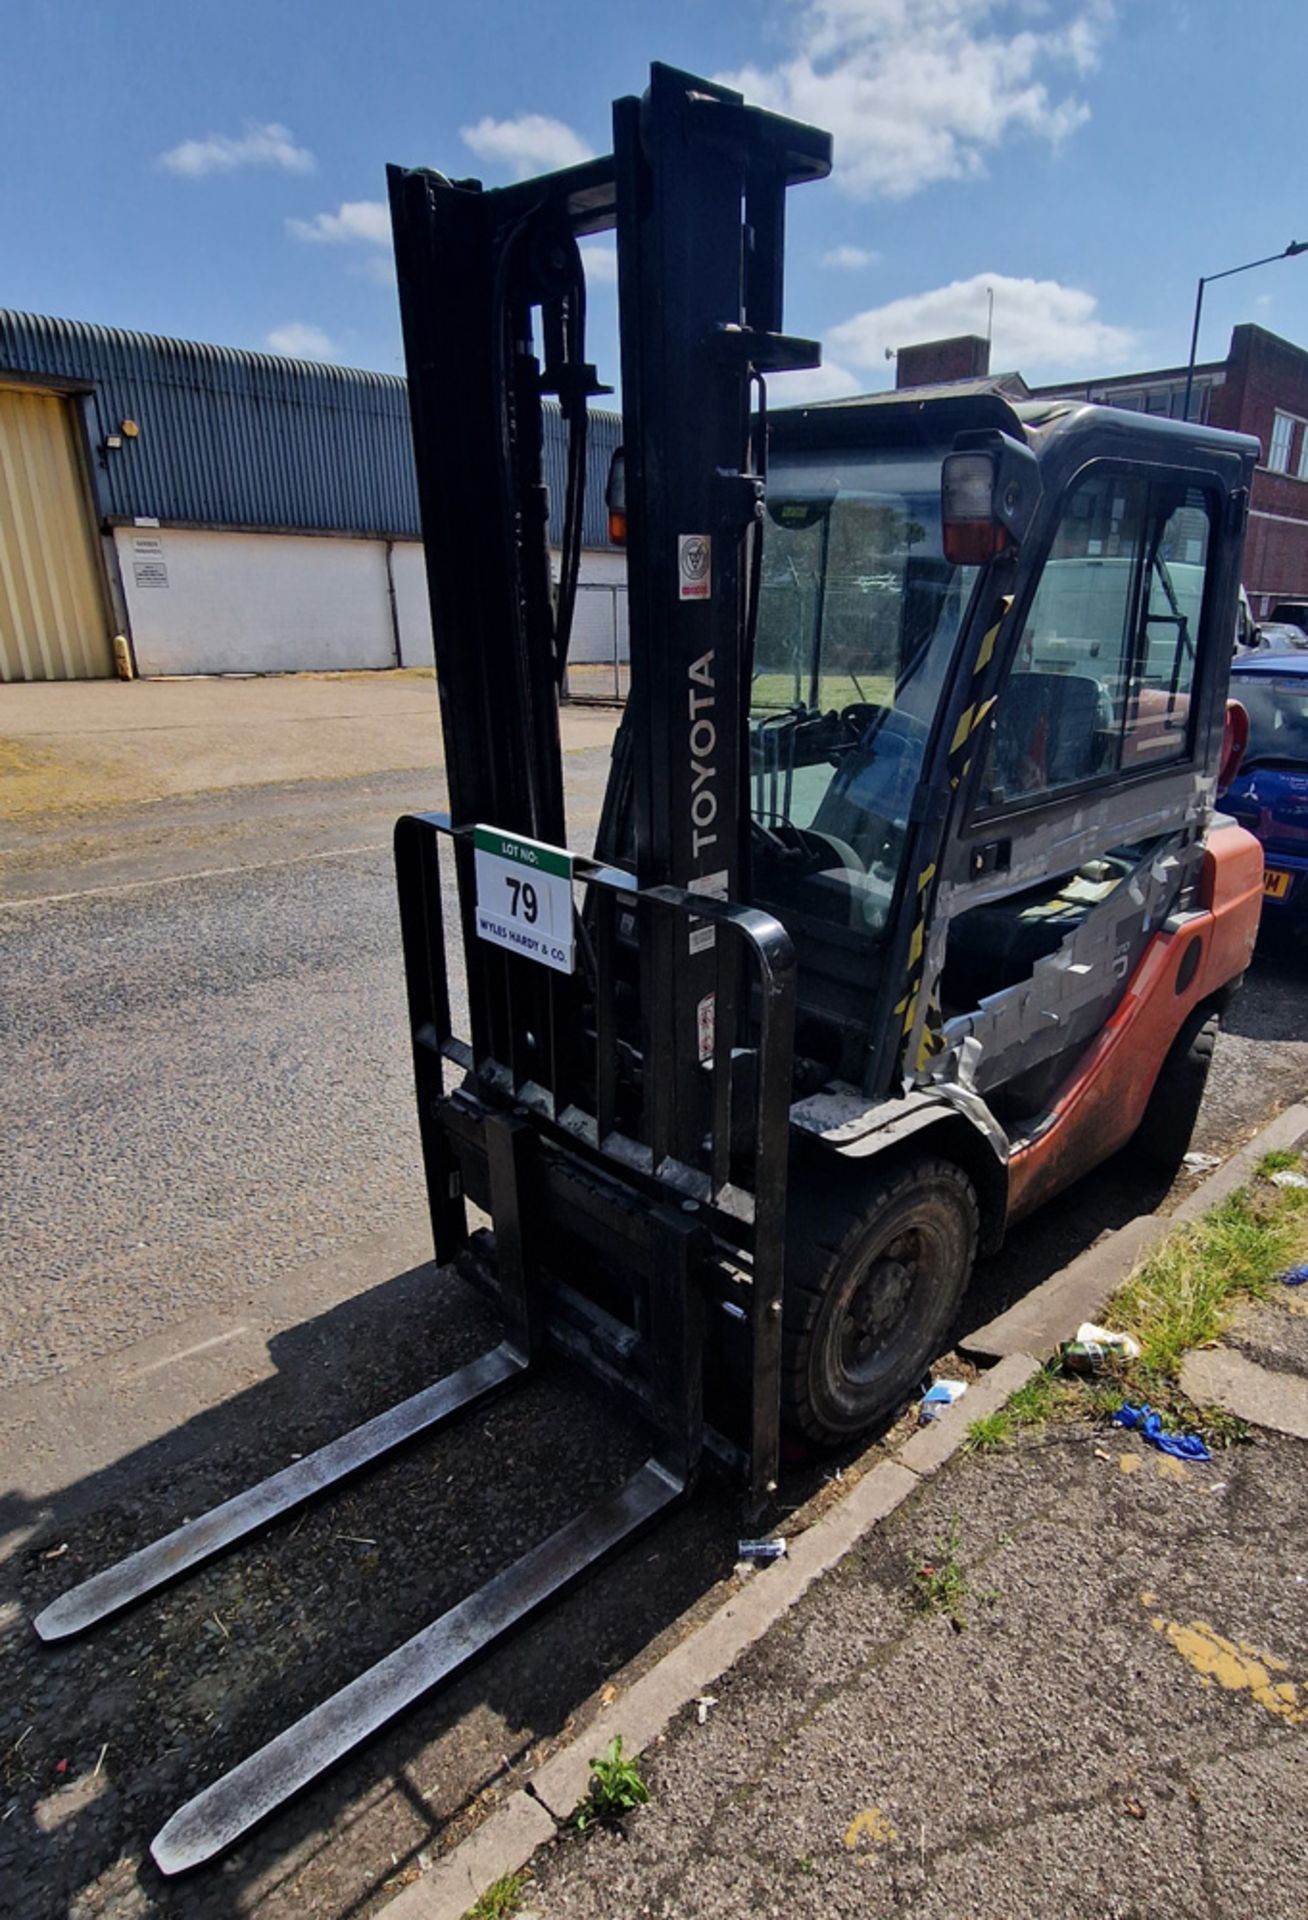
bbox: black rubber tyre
[1134,1006,1220,1177]
[781,1155,979,1447]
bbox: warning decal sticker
[678,534,711,601]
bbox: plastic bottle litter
[1182,1151,1222,1173]
[1111,1401,1212,1462]
[1270,1169,1308,1191]
[1059,1322,1141,1374]
[1277,1264,1308,1287]
[918,1379,968,1424]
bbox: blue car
[1227,653,1308,928]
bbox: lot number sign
[473,826,575,974]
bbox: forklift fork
[150,1458,685,1874]
[32,1345,526,1644]
[36,1101,707,1875]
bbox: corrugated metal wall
[0,311,622,548]
[0,385,113,681]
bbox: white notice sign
[474,826,575,974]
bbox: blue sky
[5,0,1308,401]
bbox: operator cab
[746,386,1251,1105]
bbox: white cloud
[354,253,399,288]
[159,122,314,178]
[287,199,390,246]
[771,358,863,404]
[579,240,617,285]
[721,0,1112,199]
[460,113,593,179]
[821,244,879,270]
[828,270,1136,379]
[265,322,338,360]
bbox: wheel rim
[833,1219,947,1389]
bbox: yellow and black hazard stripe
[893,856,937,1062]
[896,594,1013,1075]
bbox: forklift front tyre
[1133,1005,1220,1176]
[782,1155,979,1447]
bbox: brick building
[892,323,1308,619]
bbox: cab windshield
[749,446,978,942]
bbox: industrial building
[0,310,624,681]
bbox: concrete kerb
[381,1102,1308,1920]
[1169,1100,1308,1224]
[960,1214,1171,1365]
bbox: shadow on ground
[4,949,1306,1920]
[0,1261,743,1920]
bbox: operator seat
[985,671,1110,803]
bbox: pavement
[1,674,1306,1920]
[523,1405,1308,1920]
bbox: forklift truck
[36,62,1263,1872]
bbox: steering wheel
[752,818,867,876]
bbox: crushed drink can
[1059,1339,1113,1376]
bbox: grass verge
[966,1160,1308,1454]
[1256,1147,1301,1176]
[965,1366,1121,1453]
[1109,1176,1308,1386]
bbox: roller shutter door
[0,385,113,680]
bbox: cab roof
[770,382,1260,468]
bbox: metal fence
[563,581,630,703]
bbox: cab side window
[981,472,1212,808]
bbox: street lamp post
[1184,242,1308,421]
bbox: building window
[1298,432,1308,481]
[1269,410,1295,473]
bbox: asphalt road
[2,755,1307,1920]
[530,1414,1308,1920]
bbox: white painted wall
[117,527,395,676]
[114,525,628,676]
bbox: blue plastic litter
[918,1379,968,1425]
[1277,1264,1308,1288]
[1112,1401,1212,1462]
